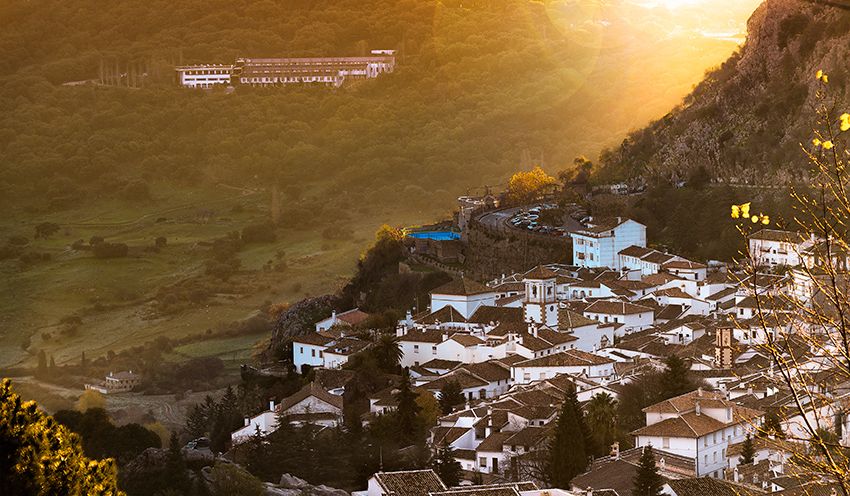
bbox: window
[523,373,531,381]
[663,437,670,449]
[414,344,419,352]
[432,346,437,354]
[299,346,304,354]
[311,349,316,358]
[479,457,487,467]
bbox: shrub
[241,223,276,244]
[92,242,128,258]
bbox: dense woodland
[0,0,746,221]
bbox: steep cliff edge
[600,0,850,183]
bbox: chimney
[695,400,701,416]
[528,323,537,338]
[611,442,620,459]
[697,387,703,397]
[442,333,449,342]
[586,488,593,496]
[244,417,251,427]
[269,399,276,411]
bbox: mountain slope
[599,0,850,183]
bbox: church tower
[523,265,559,327]
[715,326,733,369]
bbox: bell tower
[523,265,559,327]
[715,326,733,369]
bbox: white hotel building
[570,217,646,270]
[175,64,233,88]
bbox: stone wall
[463,211,571,281]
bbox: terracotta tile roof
[632,411,727,438]
[423,369,489,391]
[450,334,484,347]
[642,273,682,285]
[558,308,599,329]
[619,245,655,258]
[467,306,524,325]
[432,278,494,296]
[536,328,579,346]
[654,287,695,299]
[460,361,511,382]
[663,260,707,270]
[665,478,765,496]
[524,265,557,280]
[335,308,370,325]
[643,252,677,265]
[373,470,447,496]
[292,332,334,346]
[431,426,469,445]
[515,349,614,368]
[401,329,447,344]
[585,300,653,316]
[418,305,467,324]
[421,359,461,371]
[277,382,343,413]
[475,431,514,452]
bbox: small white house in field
[570,217,646,269]
[430,278,497,320]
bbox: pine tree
[546,392,588,487]
[37,350,47,377]
[163,431,190,493]
[660,355,694,399]
[439,380,465,415]
[632,446,664,496]
[739,433,755,465]
[432,442,462,487]
[395,368,423,445]
[762,411,785,438]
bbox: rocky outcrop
[267,294,339,357]
[600,0,850,183]
[265,474,350,496]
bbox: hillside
[599,0,850,183]
[0,0,756,371]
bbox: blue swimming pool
[407,231,460,241]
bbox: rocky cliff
[600,0,850,183]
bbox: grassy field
[0,183,446,371]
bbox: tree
[76,389,106,411]
[659,355,695,400]
[585,392,619,457]
[438,380,465,415]
[632,446,664,496]
[506,166,557,204]
[164,431,190,493]
[546,391,588,487]
[0,379,121,495]
[37,349,47,377]
[739,433,755,465]
[373,333,403,372]
[433,442,462,487]
[416,392,440,428]
[761,411,784,439]
[210,462,265,496]
[395,369,423,446]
